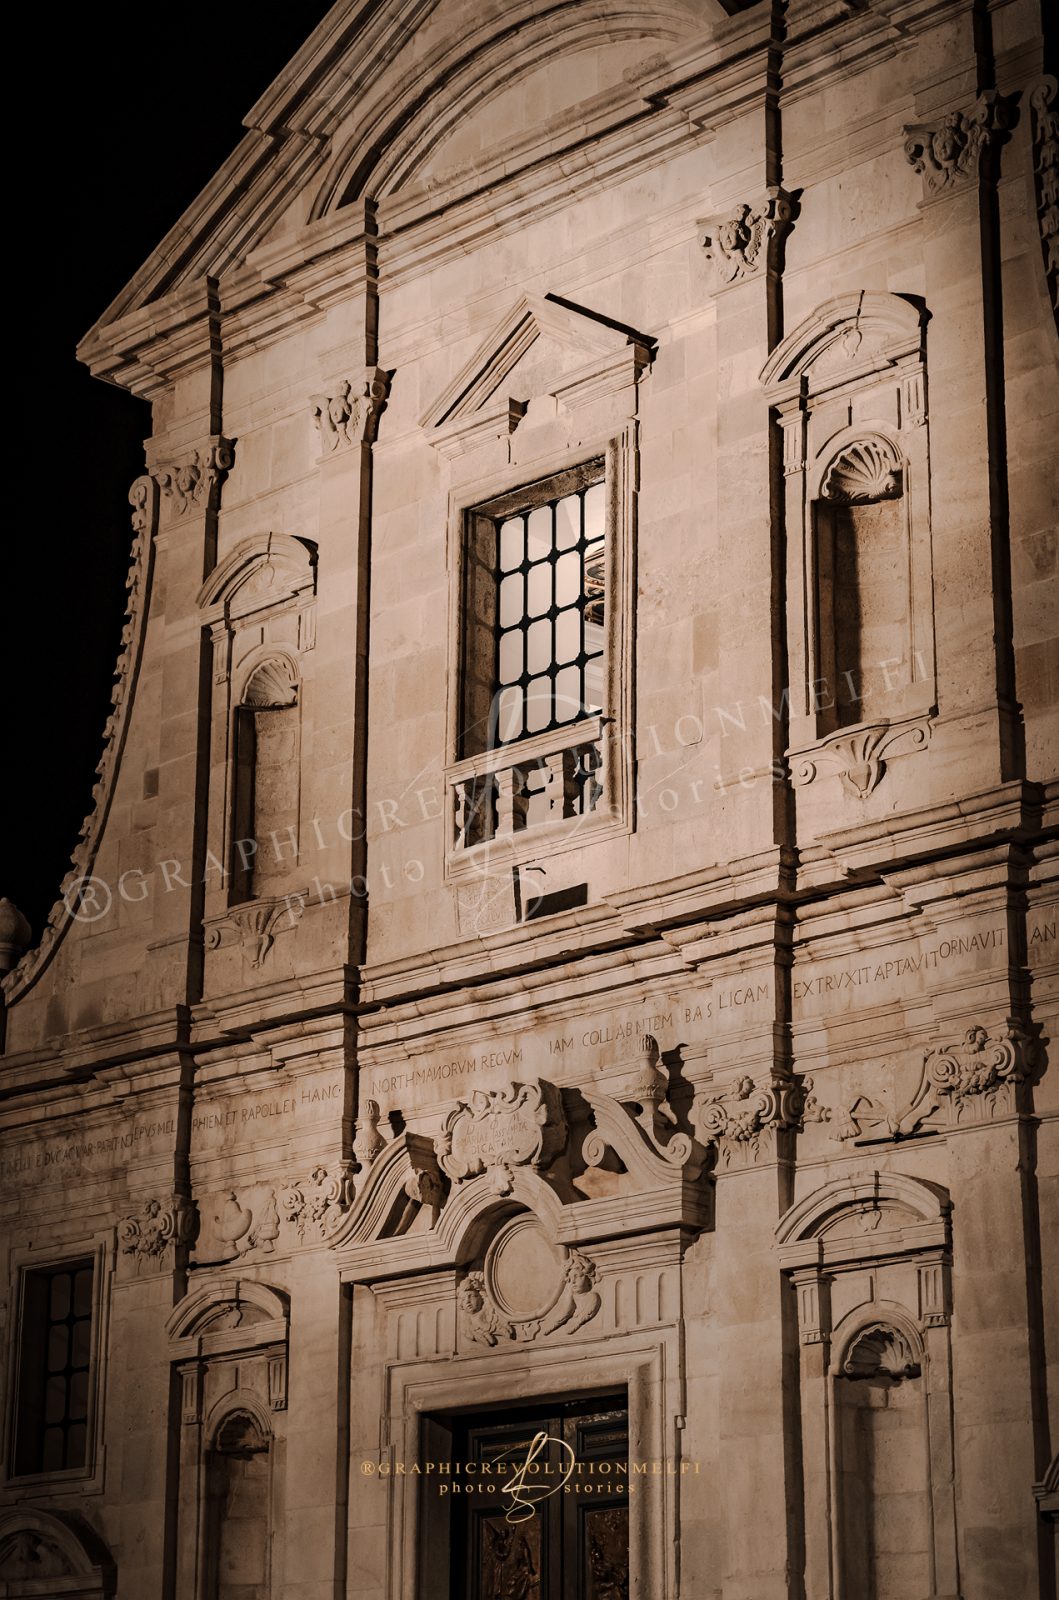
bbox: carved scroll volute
[1028,75,1059,327]
[434,1080,566,1194]
[692,1072,806,1170]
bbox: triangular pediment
[74,0,713,395]
[419,294,654,456]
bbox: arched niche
[202,1402,275,1600]
[760,292,936,796]
[777,1172,957,1600]
[167,1284,289,1600]
[831,1311,932,1600]
[0,1507,115,1597]
[230,649,301,903]
[197,534,317,936]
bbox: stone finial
[0,900,32,974]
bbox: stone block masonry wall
[0,1,1056,1597]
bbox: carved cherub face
[460,1281,485,1314]
[931,116,963,168]
[718,216,750,255]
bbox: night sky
[8,3,334,937]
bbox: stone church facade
[1,1,1057,1596]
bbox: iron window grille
[456,463,609,848]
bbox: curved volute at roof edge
[75,0,752,383]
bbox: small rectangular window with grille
[461,462,606,758]
[12,1260,95,1476]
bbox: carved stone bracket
[117,1195,197,1273]
[903,91,1014,199]
[699,187,793,288]
[582,1037,705,1180]
[458,1245,601,1348]
[311,368,390,452]
[789,714,932,796]
[693,1072,805,1170]
[204,895,305,967]
[280,1163,357,1241]
[152,436,234,516]
[436,1080,566,1194]
[1028,76,1059,327]
[802,1021,1036,1142]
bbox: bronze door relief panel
[424,1396,629,1600]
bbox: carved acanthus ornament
[693,1072,805,1169]
[1028,76,1059,326]
[802,1022,1035,1141]
[790,715,933,797]
[925,1022,1034,1119]
[117,1195,197,1271]
[311,369,390,451]
[699,188,793,288]
[281,1163,357,1240]
[2,475,159,1002]
[152,437,234,515]
[903,92,1013,198]
[435,1080,566,1194]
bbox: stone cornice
[72,0,977,394]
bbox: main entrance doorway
[425,1396,629,1600]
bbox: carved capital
[1028,76,1059,326]
[692,1072,804,1170]
[204,895,305,967]
[699,188,793,288]
[789,714,932,797]
[311,368,390,452]
[924,1021,1035,1122]
[903,91,1014,198]
[280,1163,356,1241]
[152,437,234,516]
[435,1080,566,1193]
[117,1195,197,1274]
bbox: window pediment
[421,293,652,458]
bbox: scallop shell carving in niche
[821,438,902,503]
[243,656,298,708]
